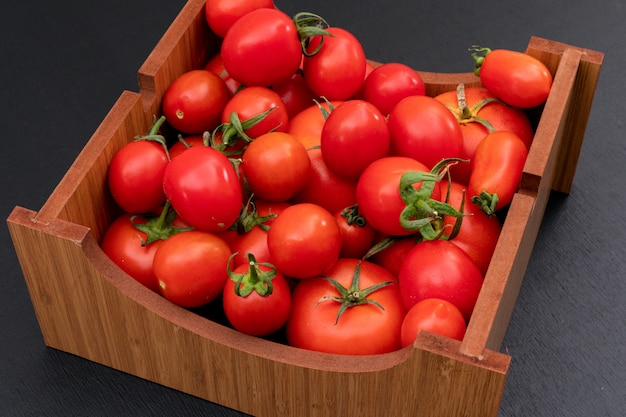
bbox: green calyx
[443,83,498,132]
[469,45,492,76]
[471,190,499,217]
[208,107,279,156]
[227,253,277,297]
[232,196,277,234]
[293,12,333,57]
[340,204,367,228]
[398,158,469,241]
[134,115,170,159]
[316,261,394,325]
[131,200,193,246]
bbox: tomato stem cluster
[227,253,277,297]
[292,12,333,57]
[469,46,493,76]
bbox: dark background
[1,1,624,416]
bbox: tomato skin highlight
[162,146,243,233]
[162,69,231,134]
[267,203,342,279]
[478,49,553,108]
[153,230,231,309]
[398,239,483,322]
[286,259,405,355]
[400,298,467,347]
[363,62,426,116]
[468,130,529,214]
[387,95,464,169]
[221,8,303,87]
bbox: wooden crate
[6,0,603,416]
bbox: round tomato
[204,0,275,39]
[153,230,231,308]
[267,203,342,279]
[108,139,168,214]
[271,70,318,119]
[387,95,464,169]
[320,99,390,178]
[286,100,343,140]
[168,135,205,159]
[363,62,426,116]
[221,86,289,140]
[100,213,163,293]
[434,86,534,185]
[303,27,367,100]
[290,134,358,215]
[471,47,553,108]
[162,146,243,232]
[398,239,483,322]
[221,8,303,87]
[439,180,501,276]
[286,259,406,355]
[162,69,231,134]
[241,131,311,202]
[356,156,440,236]
[335,206,377,259]
[468,130,529,216]
[400,298,467,347]
[223,256,292,336]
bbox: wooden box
[6,0,603,415]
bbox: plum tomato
[363,62,426,116]
[286,259,405,355]
[400,298,467,347]
[267,203,342,279]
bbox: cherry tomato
[334,206,377,259]
[367,234,419,278]
[108,139,168,214]
[400,298,467,347]
[439,180,501,276]
[290,134,358,215]
[221,8,303,87]
[241,131,311,202]
[223,256,292,337]
[204,0,275,39]
[100,213,163,293]
[320,99,390,178]
[471,47,553,108]
[286,259,405,355]
[356,156,440,236]
[168,135,205,159]
[398,239,483,322]
[468,130,529,216]
[162,146,243,232]
[153,230,231,308]
[363,62,426,116]
[434,86,534,185]
[162,69,231,134]
[267,203,342,279]
[387,95,464,169]
[303,27,367,100]
[221,86,289,139]
[204,53,242,95]
[287,100,343,140]
[271,70,317,119]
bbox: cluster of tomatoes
[101,0,553,355]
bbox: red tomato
[221,8,303,87]
[286,259,406,355]
[320,99,390,178]
[387,95,464,169]
[356,156,440,236]
[162,69,231,134]
[434,86,534,185]
[162,146,242,232]
[303,27,367,100]
[221,86,289,140]
[439,180,501,276]
[204,0,275,39]
[363,62,426,116]
[290,134,358,215]
[223,257,292,337]
[400,298,467,347]
[472,47,553,108]
[100,213,163,293]
[241,131,311,202]
[168,135,205,159]
[287,100,343,140]
[153,230,231,308]
[108,139,168,214]
[267,203,342,279]
[398,239,483,322]
[367,234,419,278]
[271,70,317,119]
[335,206,377,259]
[204,53,241,95]
[468,130,529,215]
